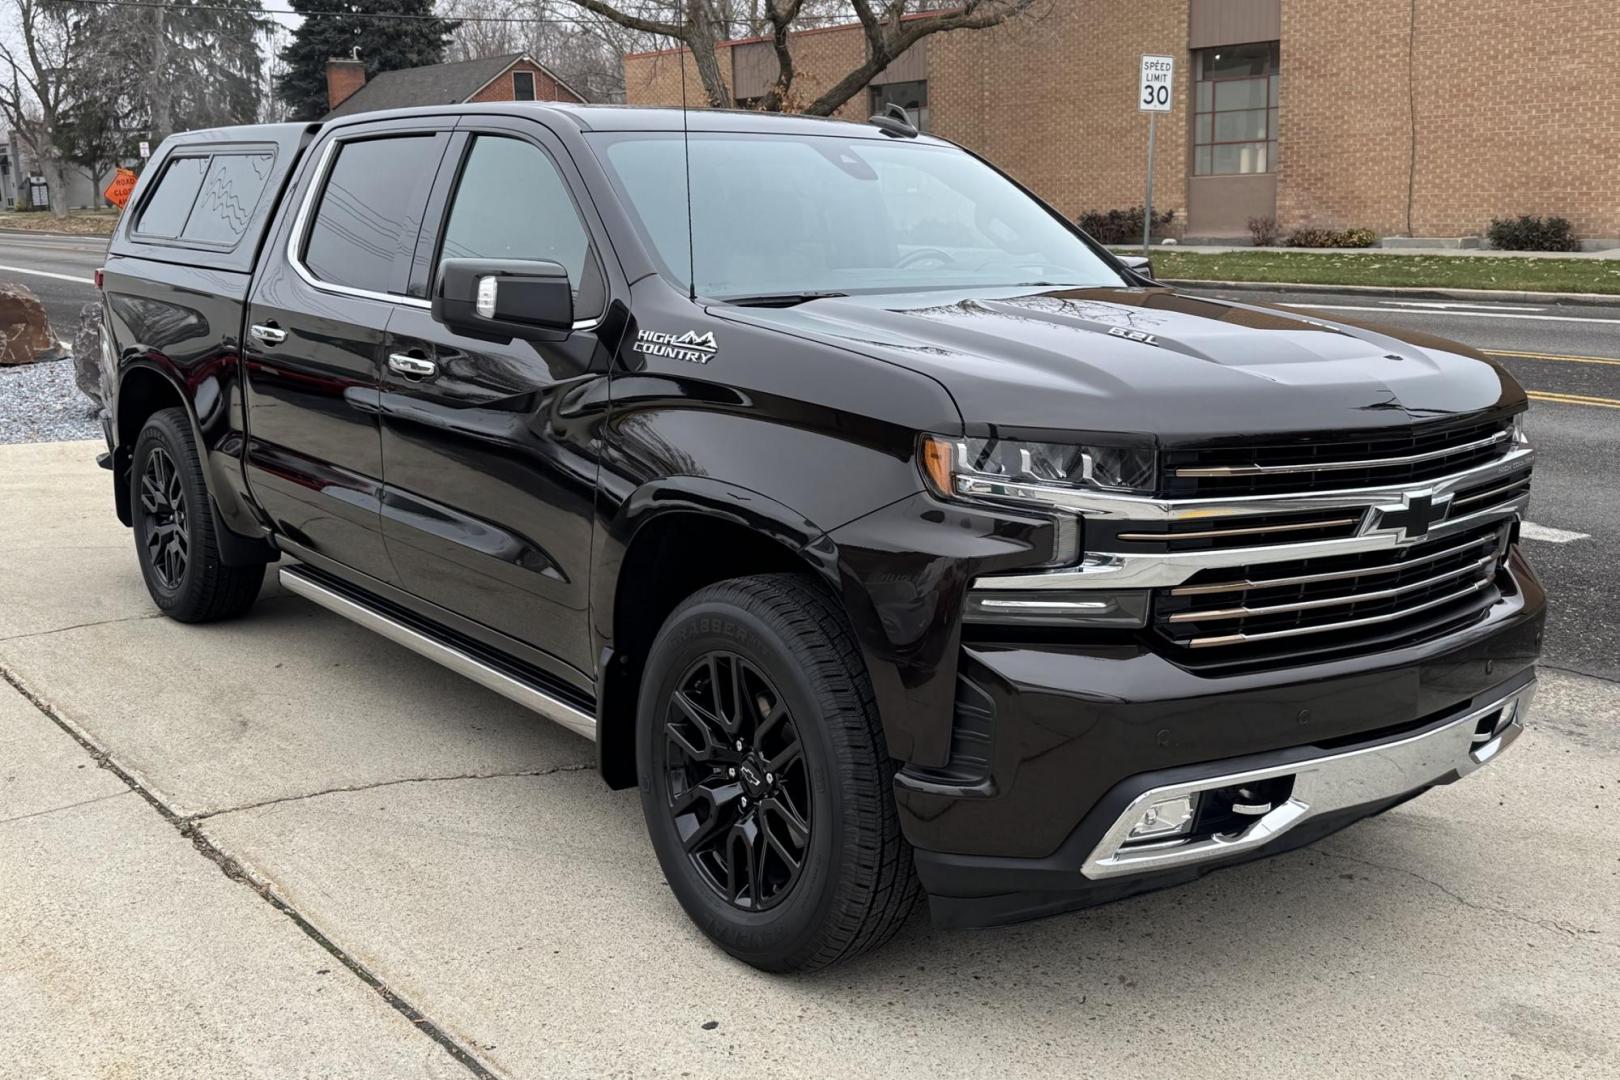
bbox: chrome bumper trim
[1081,680,1534,879]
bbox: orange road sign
[103,168,138,208]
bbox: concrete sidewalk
[3,440,1618,1079]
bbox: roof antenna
[678,1,697,302]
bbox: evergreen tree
[278,0,460,121]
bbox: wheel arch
[594,478,844,789]
[113,360,275,566]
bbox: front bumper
[904,548,1544,928]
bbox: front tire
[131,408,265,622]
[637,574,920,972]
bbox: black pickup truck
[95,103,1542,972]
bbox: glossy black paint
[99,104,1543,908]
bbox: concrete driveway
[3,440,1617,1079]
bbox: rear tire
[637,573,920,972]
[131,408,265,623]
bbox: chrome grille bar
[1186,577,1496,649]
[1117,516,1360,543]
[1173,429,1510,478]
[1168,532,1500,597]
[1168,553,1497,623]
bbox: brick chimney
[325,56,366,110]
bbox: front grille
[1161,416,1514,497]
[1152,521,1509,669]
[1112,508,1362,552]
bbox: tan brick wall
[625,3,1619,240]
[1281,0,1620,237]
[929,2,1189,226]
[624,47,732,110]
[467,59,583,104]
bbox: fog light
[1126,793,1199,842]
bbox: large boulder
[72,301,104,406]
[0,281,64,366]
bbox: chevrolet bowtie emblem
[1377,489,1452,542]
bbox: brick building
[325,53,584,118]
[623,0,1619,243]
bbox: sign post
[1138,54,1175,255]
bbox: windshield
[589,130,1125,299]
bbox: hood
[714,287,1523,443]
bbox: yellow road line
[1485,349,1620,367]
[1527,390,1620,410]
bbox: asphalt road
[4,232,1613,680]
[0,232,106,331]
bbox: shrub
[1078,206,1176,246]
[1248,215,1280,246]
[1487,215,1580,252]
[1286,226,1378,249]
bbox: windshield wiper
[716,291,849,308]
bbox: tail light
[94,267,104,289]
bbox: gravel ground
[0,359,101,444]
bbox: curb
[1161,277,1619,307]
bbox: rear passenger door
[377,120,614,678]
[243,121,452,584]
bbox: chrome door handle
[388,352,437,379]
[250,323,286,346]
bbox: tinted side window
[136,156,208,238]
[182,153,274,245]
[440,136,600,313]
[304,135,440,294]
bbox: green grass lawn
[0,209,120,236]
[1128,250,1620,295]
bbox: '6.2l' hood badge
[635,329,718,364]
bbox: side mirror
[433,258,573,342]
[1117,255,1155,281]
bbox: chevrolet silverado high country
[94,104,1543,972]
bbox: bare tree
[0,0,88,216]
[559,0,1037,114]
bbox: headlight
[1511,412,1530,447]
[919,434,1155,628]
[919,435,1156,503]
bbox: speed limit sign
[1139,54,1174,112]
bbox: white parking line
[1521,522,1590,543]
[1280,302,1620,326]
[0,262,95,286]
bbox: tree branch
[806,0,1036,116]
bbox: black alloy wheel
[130,407,265,623]
[139,445,189,589]
[664,651,812,911]
[637,574,920,972]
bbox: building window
[1193,42,1278,175]
[512,71,536,101]
[870,81,928,131]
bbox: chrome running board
[278,565,597,741]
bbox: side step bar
[278,566,597,742]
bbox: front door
[378,124,614,678]
[243,125,450,582]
